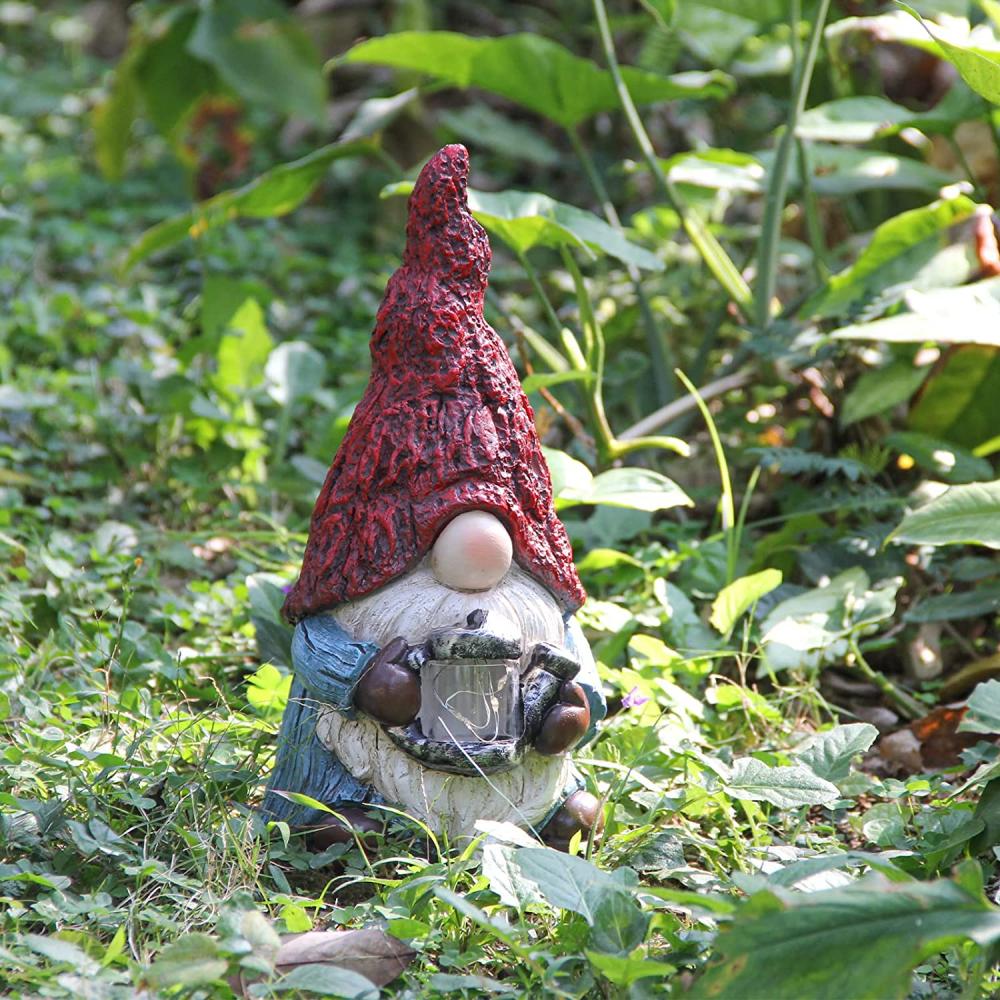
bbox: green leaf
[339,31,731,129]
[900,5,1000,105]
[796,86,984,143]
[266,963,379,998]
[710,569,782,636]
[508,847,640,927]
[124,138,372,269]
[542,447,593,497]
[92,41,140,181]
[661,148,766,193]
[134,9,217,139]
[959,679,1000,734]
[757,143,958,197]
[892,479,1000,550]
[143,933,229,990]
[761,569,901,672]
[214,297,273,396]
[903,584,1000,623]
[188,0,326,123]
[908,346,1000,450]
[521,370,593,394]
[586,951,676,987]
[841,360,932,426]
[690,876,1000,1000]
[724,757,840,809]
[831,277,1000,348]
[556,467,693,512]
[805,195,980,320]
[265,341,326,406]
[23,934,98,974]
[886,431,994,484]
[791,723,879,782]
[384,182,664,270]
[439,105,561,167]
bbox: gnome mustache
[262,145,606,849]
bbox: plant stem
[675,369,737,583]
[568,126,676,404]
[591,0,753,313]
[755,0,832,331]
[849,637,924,721]
[516,249,563,337]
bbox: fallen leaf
[274,928,415,987]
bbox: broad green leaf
[908,346,1000,450]
[959,679,1000,734]
[92,41,140,181]
[339,31,732,129]
[588,889,650,955]
[268,964,379,998]
[757,143,958,197]
[903,584,1000,623]
[892,479,1000,549]
[585,951,676,987]
[509,847,643,944]
[831,278,1000,348]
[660,148,765,193]
[761,568,900,672]
[710,569,782,636]
[690,875,1000,1000]
[124,138,373,270]
[265,341,326,406]
[188,0,326,123]
[886,431,994,483]
[542,447,593,498]
[557,467,693,512]
[791,723,879,782]
[805,195,980,320]
[675,3,758,65]
[724,757,840,808]
[384,181,664,270]
[142,933,228,990]
[796,86,983,143]
[134,9,217,139]
[23,934,98,974]
[214,298,273,396]
[900,5,1000,105]
[841,360,932,426]
[439,105,561,167]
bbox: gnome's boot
[540,790,604,852]
[305,806,384,852]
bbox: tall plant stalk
[755,0,832,331]
[591,0,753,314]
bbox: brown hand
[354,636,422,727]
[534,680,591,755]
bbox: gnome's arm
[291,615,379,718]
[563,615,607,747]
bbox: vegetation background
[4,0,1000,996]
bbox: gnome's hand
[354,637,425,726]
[534,679,591,755]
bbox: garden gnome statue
[263,145,605,849]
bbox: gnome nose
[431,511,513,592]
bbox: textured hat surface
[282,145,585,622]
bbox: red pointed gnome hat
[282,145,586,622]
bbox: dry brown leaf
[275,927,415,987]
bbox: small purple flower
[622,686,650,710]
[281,583,293,594]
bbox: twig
[618,369,752,440]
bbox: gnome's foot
[534,680,591,755]
[540,791,604,852]
[304,806,384,852]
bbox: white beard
[314,563,573,842]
